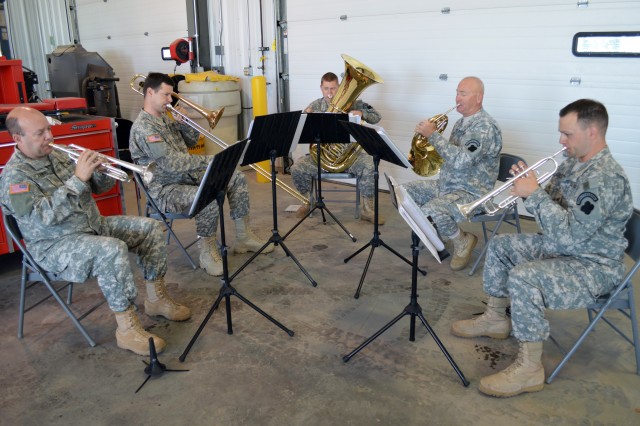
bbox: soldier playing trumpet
[0,107,191,356]
[451,99,633,397]
[400,76,502,270]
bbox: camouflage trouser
[291,152,375,198]
[483,233,619,342]
[162,171,250,237]
[400,180,474,239]
[38,216,167,312]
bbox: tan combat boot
[144,278,192,321]
[479,341,545,397]
[360,197,385,226]
[296,198,311,218]
[233,216,273,254]
[199,236,223,276]
[451,296,511,339]
[115,306,166,355]
[450,231,478,270]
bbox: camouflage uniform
[483,147,633,342]
[129,110,250,237]
[401,109,502,239]
[291,98,381,198]
[0,149,167,312]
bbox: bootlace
[154,280,182,308]
[454,233,472,256]
[501,343,526,377]
[128,309,153,338]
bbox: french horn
[408,105,457,177]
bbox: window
[573,32,640,57]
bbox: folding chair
[468,153,524,275]
[546,207,640,383]
[2,212,104,347]
[310,172,362,218]
[132,172,199,269]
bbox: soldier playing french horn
[401,76,502,271]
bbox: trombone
[457,147,567,220]
[49,143,156,184]
[129,74,309,205]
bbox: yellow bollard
[251,75,271,182]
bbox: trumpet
[49,143,156,184]
[457,147,567,220]
[129,74,309,205]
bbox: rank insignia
[465,139,480,152]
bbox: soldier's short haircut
[5,116,23,137]
[321,72,339,84]
[560,99,609,134]
[143,72,175,96]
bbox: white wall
[286,0,640,206]
[75,0,191,121]
[7,0,640,206]
[209,0,281,132]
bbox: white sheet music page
[395,185,445,263]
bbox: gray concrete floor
[1,171,639,425]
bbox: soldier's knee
[148,220,164,239]
[102,238,129,260]
[235,172,247,186]
[487,234,512,256]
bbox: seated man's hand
[172,104,189,123]
[74,149,103,182]
[510,161,539,198]
[415,119,437,138]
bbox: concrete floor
[1,171,639,426]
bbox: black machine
[47,44,121,118]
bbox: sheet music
[361,123,413,169]
[389,179,445,263]
[348,113,361,142]
[289,113,308,154]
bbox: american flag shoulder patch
[147,134,162,143]
[9,183,30,194]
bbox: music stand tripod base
[339,121,427,299]
[231,111,318,287]
[342,233,469,387]
[283,112,356,243]
[178,141,295,362]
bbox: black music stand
[283,112,356,242]
[180,139,294,362]
[229,111,318,287]
[135,337,188,394]
[343,177,468,387]
[339,122,426,298]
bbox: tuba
[309,54,384,173]
[408,105,457,177]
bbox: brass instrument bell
[409,106,457,177]
[309,54,384,173]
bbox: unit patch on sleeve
[576,191,599,215]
